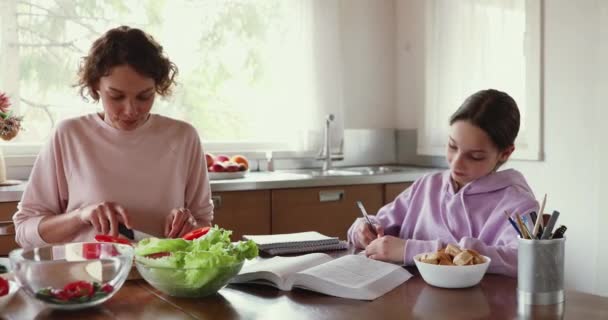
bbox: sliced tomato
[63,281,94,298]
[94,234,132,245]
[145,252,171,259]
[0,276,8,296]
[182,226,211,240]
[82,243,101,259]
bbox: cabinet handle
[0,222,15,236]
[212,195,222,209]
[319,190,344,202]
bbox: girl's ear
[498,145,515,163]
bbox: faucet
[317,114,343,171]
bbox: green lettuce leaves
[134,226,258,294]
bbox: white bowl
[208,170,247,180]
[414,253,491,288]
[0,280,19,310]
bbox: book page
[291,254,413,300]
[230,253,333,290]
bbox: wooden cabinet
[211,190,271,241]
[384,183,412,204]
[0,201,19,256]
[271,184,384,239]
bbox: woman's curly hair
[76,26,178,100]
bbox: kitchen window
[0,0,344,160]
[417,0,542,160]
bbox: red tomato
[94,234,132,245]
[82,242,120,259]
[63,281,94,298]
[0,276,8,296]
[182,226,211,240]
[100,283,114,294]
[146,252,171,259]
[82,243,101,259]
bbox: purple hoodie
[347,169,538,277]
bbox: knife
[119,224,155,242]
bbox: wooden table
[3,263,608,319]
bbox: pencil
[504,211,522,238]
[515,213,531,239]
[532,194,547,239]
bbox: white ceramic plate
[209,171,247,180]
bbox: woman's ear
[498,145,515,163]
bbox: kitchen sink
[281,169,365,177]
[342,166,414,175]
[280,166,413,177]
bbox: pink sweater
[13,113,213,249]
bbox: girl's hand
[164,208,198,238]
[78,202,131,237]
[365,235,406,264]
[353,218,384,249]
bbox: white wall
[340,0,396,129]
[395,0,608,295]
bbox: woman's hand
[78,202,131,237]
[164,208,198,238]
[365,236,406,264]
[353,218,384,249]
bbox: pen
[541,211,561,239]
[356,201,378,236]
[530,211,544,237]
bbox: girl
[348,89,538,276]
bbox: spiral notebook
[243,231,348,255]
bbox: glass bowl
[9,242,133,310]
[135,259,243,297]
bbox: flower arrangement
[0,92,23,141]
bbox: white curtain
[278,0,345,154]
[0,0,345,155]
[418,0,541,160]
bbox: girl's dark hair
[77,26,178,100]
[449,89,520,150]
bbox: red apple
[216,154,230,163]
[210,162,226,172]
[225,162,240,172]
[205,153,215,168]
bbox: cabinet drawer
[211,190,271,241]
[271,184,383,239]
[384,183,412,204]
[0,202,18,222]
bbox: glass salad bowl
[134,226,258,298]
[9,242,133,310]
[135,259,244,297]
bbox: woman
[14,26,213,248]
[348,89,538,276]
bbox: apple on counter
[205,153,249,173]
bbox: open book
[243,231,348,255]
[229,253,412,300]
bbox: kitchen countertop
[210,166,441,192]
[0,166,442,202]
